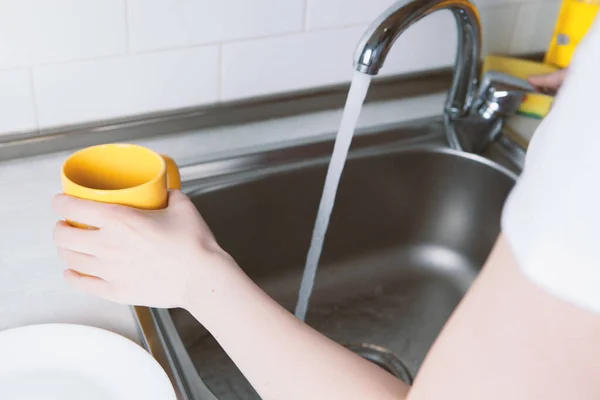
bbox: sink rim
[179,117,519,197]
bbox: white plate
[0,323,176,400]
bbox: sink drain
[344,343,413,385]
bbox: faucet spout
[353,0,481,118]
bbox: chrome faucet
[354,0,535,156]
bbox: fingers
[57,247,105,278]
[63,269,111,298]
[54,220,102,256]
[528,70,567,95]
[52,194,127,228]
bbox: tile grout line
[27,68,41,134]
[475,0,545,12]
[508,3,528,54]
[123,0,131,52]
[217,45,224,102]
[131,23,370,54]
[0,23,371,74]
[303,0,310,31]
[505,2,527,54]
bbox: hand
[527,69,568,96]
[52,190,239,309]
[52,191,410,400]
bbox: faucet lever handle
[475,71,538,119]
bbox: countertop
[0,92,539,343]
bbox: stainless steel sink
[135,117,519,400]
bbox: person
[52,22,600,400]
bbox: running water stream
[294,71,373,321]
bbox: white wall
[0,0,561,136]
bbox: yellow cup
[61,143,181,227]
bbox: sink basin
[139,118,518,400]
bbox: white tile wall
[305,0,397,29]
[0,69,37,134]
[222,26,366,101]
[0,0,562,135]
[510,0,562,54]
[127,0,305,52]
[0,0,126,69]
[480,4,522,55]
[222,11,457,101]
[33,46,219,128]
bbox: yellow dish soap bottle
[545,0,599,67]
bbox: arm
[189,258,409,400]
[51,191,409,400]
[406,235,600,400]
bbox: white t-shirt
[501,16,600,314]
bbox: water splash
[294,71,373,321]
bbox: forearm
[407,235,600,400]
[186,266,409,400]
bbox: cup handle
[160,154,181,190]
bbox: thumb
[167,190,197,214]
[167,190,190,205]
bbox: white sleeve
[501,15,600,314]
